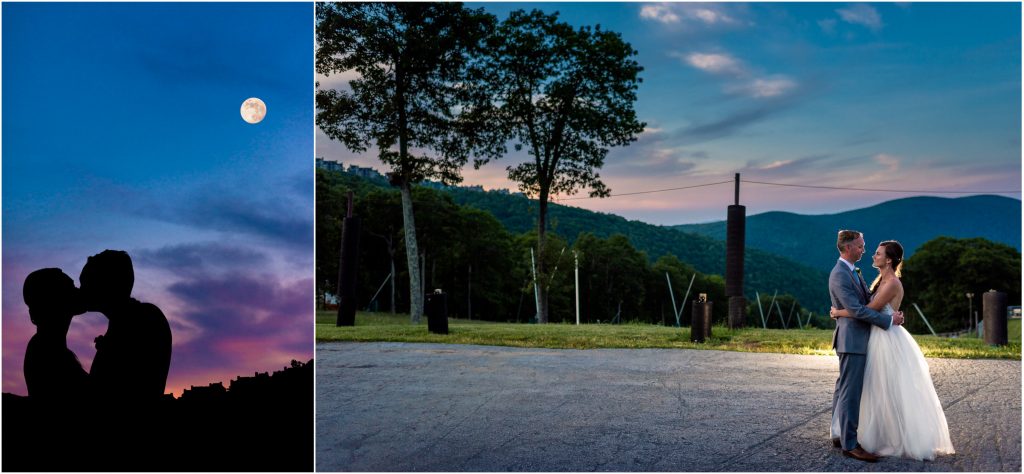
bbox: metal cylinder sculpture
[691,298,713,343]
[426,291,449,335]
[725,174,746,329]
[336,193,361,327]
[728,296,747,329]
[983,290,1008,345]
[725,205,746,297]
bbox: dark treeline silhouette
[317,168,836,327]
[2,359,313,471]
[902,237,1021,334]
[319,167,1022,332]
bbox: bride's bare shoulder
[889,277,905,304]
[875,276,903,302]
[891,277,905,310]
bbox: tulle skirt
[831,325,955,461]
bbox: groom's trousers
[832,352,867,451]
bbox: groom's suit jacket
[828,260,892,354]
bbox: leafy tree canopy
[902,236,1021,334]
[316,2,503,185]
[485,8,645,199]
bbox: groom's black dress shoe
[843,447,880,463]
[831,438,841,448]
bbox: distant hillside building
[180,382,226,401]
[316,158,344,172]
[230,371,272,395]
[170,360,312,402]
[419,180,446,190]
[348,165,383,180]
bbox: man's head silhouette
[79,250,134,313]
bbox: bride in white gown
[829,240,954,461]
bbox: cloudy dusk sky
[316,2,1022,225]
[3,3,313,396]
[3,2,1021,396]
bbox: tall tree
[316,3,503,323]
[315,169,346,307]
[485,10,645,323]
[453,207,520,319]
[357,190,405,314]
[575,233,648,323]
[514,230,574,322]
[902,236,1021,334]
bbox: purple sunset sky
[3,3,314,396]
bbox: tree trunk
[395,52,424,324]
[400,183,424,323]
[467,264,472,320]
[536,196,549,323]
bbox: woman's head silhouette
[23,268,83,326]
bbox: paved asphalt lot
[316,342,1021,472]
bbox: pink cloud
[316,119,1020,227]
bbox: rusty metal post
[691,294,713,343]
[336,191,361,326]
[983,290,1008,345]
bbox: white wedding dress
[831,304,955,461]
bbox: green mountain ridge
[437,186,831,313]
[671,195,1022,283]
[323,168,1018,314]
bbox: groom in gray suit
[828,230,904,462]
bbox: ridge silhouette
[3,360,314,471]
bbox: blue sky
[3,2,1020,394]
[316,2,1022,224]
[3,3,314,396]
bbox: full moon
[240,97,266,124]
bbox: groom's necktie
[852,267,867,301]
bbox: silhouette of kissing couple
[23,250,172,406]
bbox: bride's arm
[831,280,897,318]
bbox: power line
[742,180,1022,194]
[551,178,1021,201]
[556,180,733,201]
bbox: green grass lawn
[317,311,1021,360]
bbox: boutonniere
[855,267,862,277]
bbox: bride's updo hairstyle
[869,240,904,294]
